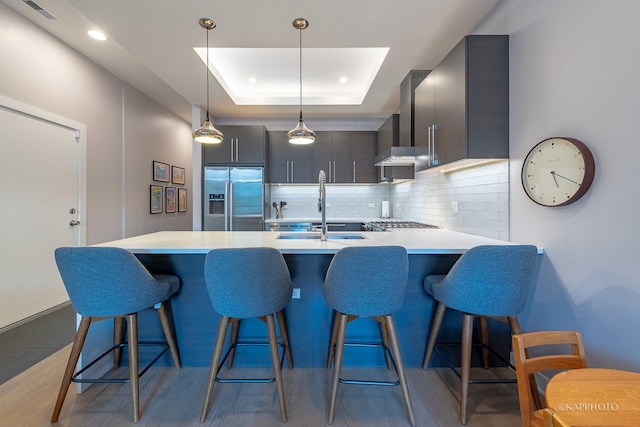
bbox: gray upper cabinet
[267,131,313,183]
[414,35,509,172]
[339,131,377,183]
[313,131,376,183]
[399,70,429,147]
[202,125,266,165]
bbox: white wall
[0,3,193,245]
[477,0,640,369]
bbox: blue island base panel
[119,253,512,368]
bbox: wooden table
[546,368,640,425]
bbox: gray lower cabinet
[414,35,509,172]
[202,125,266,165]
[267,131,313,183]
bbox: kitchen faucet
[318,170,327,241]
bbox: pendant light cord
[205,27,210,122]
[298,26,303,122]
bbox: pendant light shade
[193,18,223,144]
[288,18,315,145]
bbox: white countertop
[94,229,542,255]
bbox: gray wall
[0,3,193,244]
[477,0,640,370]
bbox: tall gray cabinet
[414,35,509,172]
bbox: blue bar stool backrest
[204,247,294,318]
[432,245,538,317]
[54,246,180,316]
[323,245,409,317]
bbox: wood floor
[0,344,522,426]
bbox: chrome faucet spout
[318,170,327,241]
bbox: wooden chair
[512,331,587,427]
[541,408,571,427]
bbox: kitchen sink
[276,232,367,240]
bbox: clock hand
[550,171,559,188]
[550,171,579,185]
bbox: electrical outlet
[325,202,331,208]
[292,288,300,299]
[368,202,375,208]
[451,200,459,214]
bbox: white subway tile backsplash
[390,160,510,239]
[267,160,510,240]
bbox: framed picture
[153,161,170,182]
[178,188,187,212]
[150,185,163,213]
[172,166,185,185]
[165,187,176,213]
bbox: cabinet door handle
[285,161,289,183]
[333,161,337,182]
[427,126,432,167]
[353,160,356,183]
[231,138,236,162]
[432,125,438,166]
[328,161,332,183]
[291,161,294,182]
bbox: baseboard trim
[0,301,72,334]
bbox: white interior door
[0,103,81,329]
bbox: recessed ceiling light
[339,76,348,84]
[88,30,107,41]
[248,77,258,84]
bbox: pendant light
[193,18,224,144]
[287,18,315,145]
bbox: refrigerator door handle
[229,181,234,230]
[224,181,230,231]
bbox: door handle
[69,220,80,226]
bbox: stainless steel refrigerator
[203,166,264,231]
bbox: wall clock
[521,137,595,207]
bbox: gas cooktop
[363,220,438,231]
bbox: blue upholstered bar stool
[422,244,537,424]
[201,247,294,423]
[323,246,415,426]
[51,247,181,423]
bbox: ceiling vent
[23,0,58,20]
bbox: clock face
[521,137,595,207]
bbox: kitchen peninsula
[94,230,542,368]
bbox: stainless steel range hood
[374,146,416,166]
